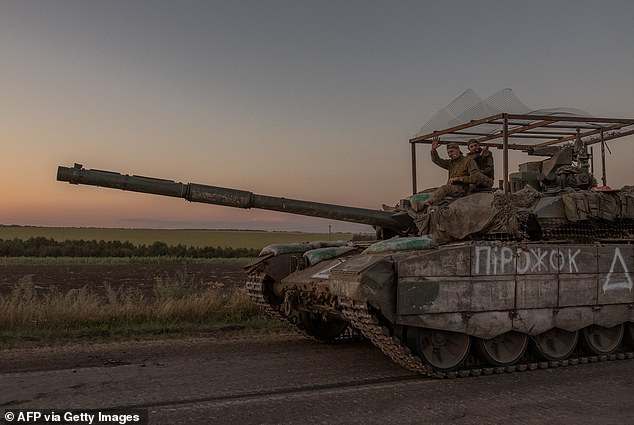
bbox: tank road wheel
[531,328,579,361]
[407,328,471,372]
[476,331,529,367]
[580,324,624,355]
[299,312,349,342]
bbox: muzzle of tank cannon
[56,164,414,237]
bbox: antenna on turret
[600,129,607,187]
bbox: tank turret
[57,163,414,238]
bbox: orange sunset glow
[2,2,634,232]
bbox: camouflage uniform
[430,149,493,204]
[467,149,494,180]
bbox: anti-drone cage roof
[408,113,634,193]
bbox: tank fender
[244,240,349,280]
[330,255,397,321]
[363,235,436,254]
[304,246,359,267]
[360,258,398,321]
[260,240,349,256]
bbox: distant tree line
[0,237,259,258]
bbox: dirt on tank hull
[247,235,634,375]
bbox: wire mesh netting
[413,88,634,149]
[415,88,531,138]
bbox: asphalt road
[2,335,633,425]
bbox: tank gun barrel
[57,164,413,233]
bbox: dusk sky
[2,1,634,232]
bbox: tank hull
[262,240,634,374]
[395,242,633,338]
[281,242,633,335]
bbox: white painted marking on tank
[311,259,345,279]
[567,249,581,273]
[602,247,633,292]
[475,246,584,276]
[500,247,514,273]
[530,248,548,272]
[550,250,564,271]
[474,246,490,275]
[517,249,531,274]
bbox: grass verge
[0,274,281,349]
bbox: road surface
[2,334,633,424]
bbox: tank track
[246,271,360,343]
[338,297,634,379]
[339,298,436,377]
[246,271,284,319]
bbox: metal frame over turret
[409,113,634,194]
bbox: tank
[56,112,634,377]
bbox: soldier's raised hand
[431,135,440,151]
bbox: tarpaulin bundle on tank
[408,187,541,244]
[406,185,634,245]
[562,189,634,222]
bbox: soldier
[429,136,493,204]
[467,139,494,181]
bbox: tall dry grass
[0,273,275,347]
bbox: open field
[0,261,250,296]
[0,260,275,348]
[0,227,363,347]
[0,226,358,249]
